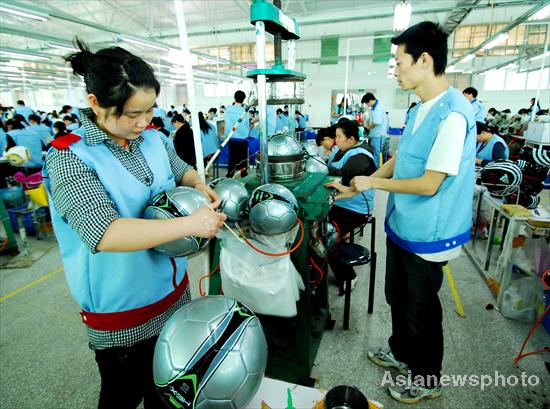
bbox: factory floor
[1,191,548,409]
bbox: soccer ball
[143,186,210,257]
[153,296,267,409]
[267,134,303,156]
[301,142,319,157]
[6,146,31,166]
[480,160,522,198]
[248,183,298,235]
[305,156,329,174]
[209,178,250,222]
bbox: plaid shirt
[45,108,193,349]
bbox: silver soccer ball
[248,183,298,235]
[267,134,303,156]
[153,296,267,409]
[143,186,210,257]
[305,156,329,174]
[301,142,319,157]
[209,178,250,222]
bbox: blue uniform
[385,87,476,254]
[0,128,7,155]
[369,100,388,167]
[43,128,188,315]
[14,106,34,122]
[224,105,249,140]
[7,128,44,168]
[28,124,53,146]
[275,113,288,133]
[201,126,218,157]
[470,98,486,123]
[476,134,509,163]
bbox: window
[446,73,473,90]
[453,24,547,57]
[504,71,527,91]
[483,68,549,91]
[196,43,275,68]
[483,69,506,91]
[526,68,549,90]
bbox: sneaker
[367,347,409,374]
[388,384,442,404]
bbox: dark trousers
[227,139,248,177]
[385,237,444,385]
[94,336,165,409]
[328,205,370,284]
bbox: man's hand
[351,176,375,192]
[194,182,220,203]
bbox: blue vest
[0,128,7,155]
[8,128,43,168]
[471,99,486,122]
[296,115,306,129]
[370,100,388,138]
[476,134,509,162]
[275,114,288,132]
[224,105,249,140]
[43,128,188,314]
[385,87,476,254]
[329,145,375,215]
[28,124,52,146]
[14,106,34,121]
[201,126,218,157]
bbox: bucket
[324,385,369,409]
[7,206,36,236]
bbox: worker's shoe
[367,347,408,374]
[388,383,442,404]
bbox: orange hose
[198,262,220,297]
[514,304,550,363]
[309,256,325,286]
[240,218,305,257]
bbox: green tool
[286,388,296,409]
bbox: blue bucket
[7,206,36,236]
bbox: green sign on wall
[321,36,339,65]
[373,34,392,62]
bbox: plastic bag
[219,224,304,317]
[500,276,544,322]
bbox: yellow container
[27,184,49,207]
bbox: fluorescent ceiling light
[0,5,48,21]
[528,5,550,21]
[393,1,412,31]
[459,54,475,64]
[199,54,231,65]
[447,65,464,73]
[0,50,51,61]
[47,43,79,52]
[528,51,550,61]
[482,33,509,50]
[119,36,169,52]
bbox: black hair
[6,118,25,130]
[276,108,283,114]
[234,90,246,103]
[488,107,498,115]
[28,114,41,123]
[54,121,67,132]
[208,107,217,114]
[151,117,166,129]
[63,115,73,122]
[17,100,25,105]
[64,38,160,117]
[295,110,303,116]
[315,127,332,146]
[12,114,28,125]
[391,21,448,76]
[43,118,52,127]
[502,109,511,114]
[335,120,359,141]
[171,113,185,124]
[463,87,478,98]
[167,111,173,118]
[337,116,350,123]
[361,93,376,104]
[61,105,72,113]
[476,121,491,135]
[198,111,213,134]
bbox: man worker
[361,92,388,167]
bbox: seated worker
[326,120,377,293]
[5,117,45,174]
[172,114,196,167]
[198,111,218,164]
[476,121,508,166]
[315,126,336,160]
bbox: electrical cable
[198,262,220,297]
[309,256,325,285]
[513,303,550,363]
[236,218,304,257]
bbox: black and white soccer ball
[153,296,267,409]
[248,183,298,235]
[480,160,523,198]
[209,178,250,222]
[143,186,210,257]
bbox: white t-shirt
[410,89,467,262]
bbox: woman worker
[43,39,226,408]
[475,121,508,166]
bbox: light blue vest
[224,104,249,140]
[201,126,218,157]
[329,145,375,215]
[0,128,7,155]
[370,100,388,138]
[385,87,476,254]
[476,134,509,162]
[43,128,188,314]
[471,99,486,122]
[14,106,34,121]
[8,128,43,168]
[28,124,52,146]
[296,115,306,129]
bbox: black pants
[385,237,444,385]
[94,336,166,409]
[328,205,370,284]
[227,139,248,177]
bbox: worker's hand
[324,181,357,200]
[475,158,483,165]
[189,202,227,239]
[351,176,375,192]
[194,182,220,203]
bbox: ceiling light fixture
[528,4,550,21]
[47,43,79,52]
[459,54,475,64]
[119,36,169,52]
[0,50,51,61]
[0,5,48,22]
[482,33,509,50]
[393,1,412,31]
[528,51,550,61]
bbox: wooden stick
[205,203,244,243]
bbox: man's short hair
[315,127,332,146]
[391,21,449,76]
[361,93,376,104]
[28,114,41,123]
[17,100,25,105]
[463,87,478,98]
[234,90,246,103]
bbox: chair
[334,216,377,330]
